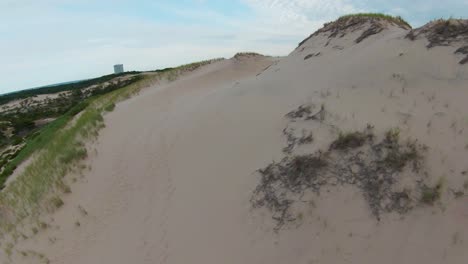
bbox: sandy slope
[6,18,468,263]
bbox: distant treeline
[151,67,175,73]
[0,71,141,105]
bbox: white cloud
[242,0,359,26]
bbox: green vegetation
[155,58,224,82]
[0,76,144,186]
[0,72,140,105]
[233,52,262,59]
[298,13,412,48]
[382,144,419,171]
[4,242,13,257]
[0,75,142,133]
[0,101,89,186]
[150,58,223,75]
[380,128,422,172]
[330,131,371,150]
[384,127,400,144]
[104,103,116,112]
[0,59,219,234]
[56,180,71,194]
[48,196,64,210]
[0,77,148,231]
[339,13,412,29]
[421,178,444,205]
[38,222,48,230]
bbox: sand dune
[4,16,468,263]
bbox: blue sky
[1,0,467,93]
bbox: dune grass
[339,13,412,29]
[0,101,91,187]
[104,102,116,112]
[421,178,444,205]
[160,58,224,82]
[0,75,152,232]
[330,131,371,150]
[0,58,221,235]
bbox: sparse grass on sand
[252,114,427,230]
[338,13,412,29]
[330,131,371,150]
[421,178,444,205]
[406,18,468,50]
[298,13,412,48]
[233,52,263,59]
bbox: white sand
[4,20,468,264]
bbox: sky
[1,0,467,93]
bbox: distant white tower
[114,64,124,74]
